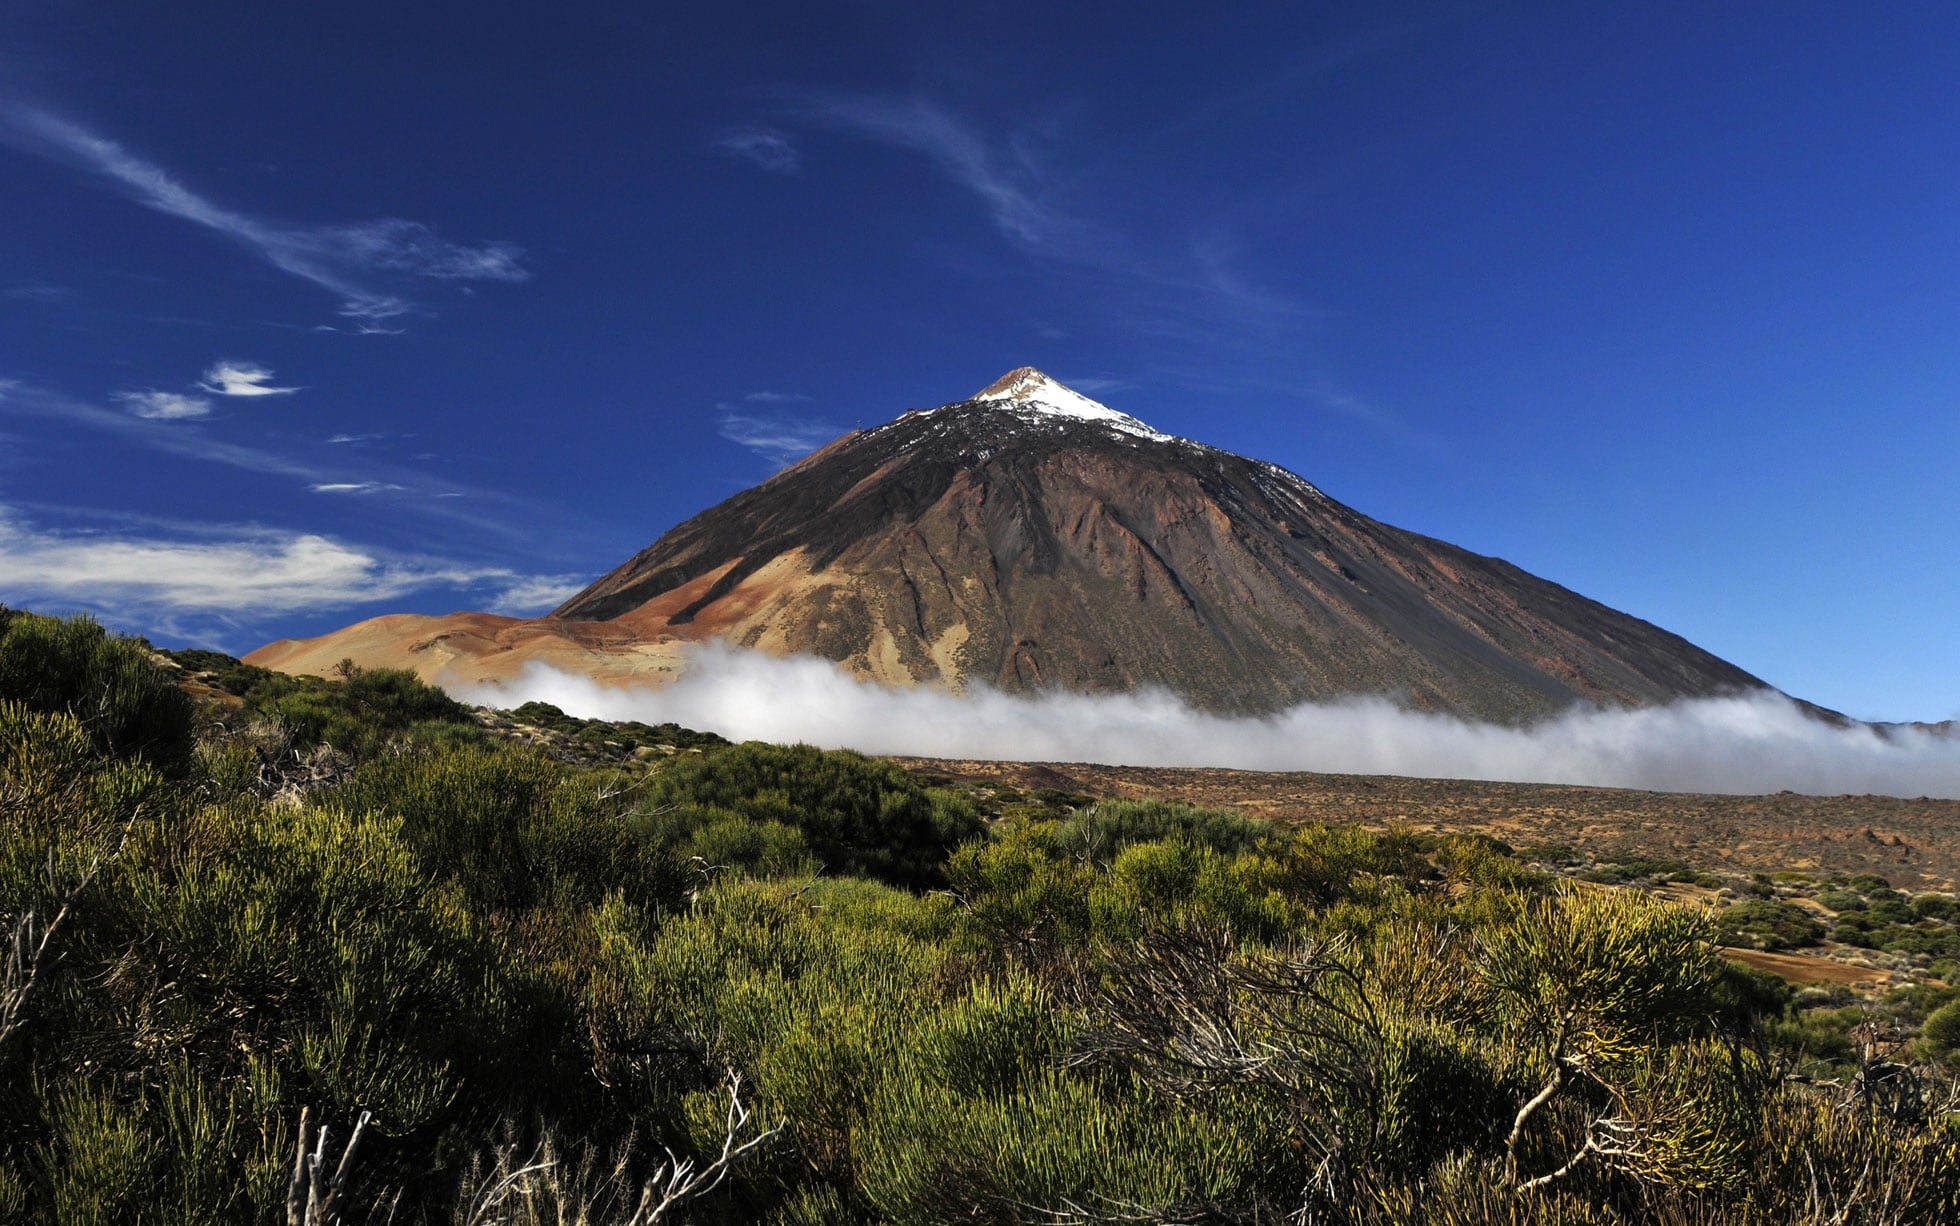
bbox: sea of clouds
[456,641,1960,799]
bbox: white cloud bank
[459,642,1960,799]
[0,517,496,613]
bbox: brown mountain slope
[251,367,1768,721]
[532,369,1766,720]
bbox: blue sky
[0,2,1954,722]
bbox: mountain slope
[457,367,1765,721]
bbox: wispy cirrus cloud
[1062,375,1140,395]
[0,107,528,325]
[199,360,297,396]
[107,358,293,424]
[5,281,77,304]
[788,94,1309,335]
[715,404,840,467]
[784,94,1412,440]
[112,389,212,420]
[5,379,426,496]
[488,574,588,615]
[309,481,404,495]
[0,378,596,544]
[3,384,324,480]
[797,96,1080,251]
[712,125,802,173]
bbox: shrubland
[0,608,1956,1223]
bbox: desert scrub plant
[503,698,730,753]
[1087,836,1306,944]
[0,702,160,1070]
[1069,920,1527,1213]
[639,742,983,890]
[1477,886,1724,1189]
[119,801,479,1133]
[158,646,279,698]
[27,1053,296,1224]
[1713,897,1823,951]
[325,742,689,918]
[441,1072,781,1226]
[0,607,195,773]
[243,664,473,760]
[946,821,1098,971]
[584,877,957,1201]
[1432,833,1547,891]
[855,945,1295,1221]
[857,1063,1282,1224]
[1049,797,1273,861]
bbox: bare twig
[451,1069,781,1226]
[628,1070,783,1224]
[1502,1005,1577,1186]
[1067,922,1383,1202]
[0,853,102,1055]
[286,1107,372,1226]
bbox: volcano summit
[250,369,1767,721]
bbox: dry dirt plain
[893,757,1960,893]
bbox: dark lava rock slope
[553,369,1766,721]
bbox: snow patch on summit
[955,367,1174,442]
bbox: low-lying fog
[457,642,1960,799]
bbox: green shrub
[947,823,1096,965]
[506,699,729,752]
[857,1065,1276,1224]
[1051,797,1271,860]
[1433,833,1543,889]
[1716,898,1824,951]
[247,665,471,757]
[327,742,688,915]
[1711,959,1797,1032]
[1515,842,1580,866]
[1923,1001,1960,1053]
[640,743,983,890]
[1578,856,1691,884]
[1912,894,1958,921]
[158,647,278,698]
[0,607,194,771]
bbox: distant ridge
[254,368,1770,721]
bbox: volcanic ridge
[250,368,1769,722]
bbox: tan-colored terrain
[248,610,688,688]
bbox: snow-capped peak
[961,367,1171,441]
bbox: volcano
[249,368,1768,721]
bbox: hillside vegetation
[0,608,1956,1223]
